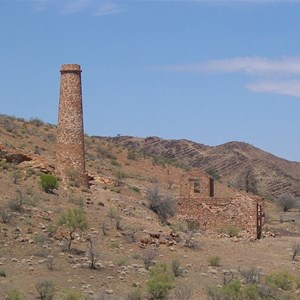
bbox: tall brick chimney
[56,64,88,188]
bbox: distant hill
[98,136,300,199]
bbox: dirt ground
[0,180,300,299]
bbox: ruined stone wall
[177,194,264,239]
[56,64,88,187]
[179,169,213,198]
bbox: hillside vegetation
[0,115,300,300]
[100,136,300,200]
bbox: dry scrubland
[0,115,300,300]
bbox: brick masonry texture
[177,170,264,239]
[56,64,88,187]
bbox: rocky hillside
[98,136,300,199]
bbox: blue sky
[1,0,300,162]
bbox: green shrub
[111,158,121,167]
[36,279,55,300]
[127,149,138,160]
[219,225,240,237]
[115,256,128,266]
[241,285,259,300]
[107,207,122,230]
[0,208,12,223]
[265,271,294,291]
[126,287,143,300]
[142,249,157,270]
[208,255,221,267]
[123,225,137,243]
[147,263,174,299]
[240,267,262,285]
[169,222,186,233]
[114,169,127,187]
[5,289,23,300]
[130,186,141,193]
[47,224,58,236]
[34,234,48,246]
[29,117,45,127]
[68,195,84,208]
[40,174,58,193]
[61,289,84,300]
[8,190,25,212]
[0,268,6,277]
[220,279,241,299]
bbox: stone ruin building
[177,169,264,239]
[56,64,89,188]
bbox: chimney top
[60,64,81,73]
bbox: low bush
[208,256,221,267]
[146,185,176,225]
[173,285,192,300]
[61,289,85,300]
[240,267,262,285]
[207,279,241,300]
[292,243,300,260]
[130,186,141,193]
[142,248,157,270]
[107,207,122,230]
[123,225,138,243]
[65,169,81,187]
[0,268,6,277]
[126,287,143,300]
[36,279,55,300]
[265,271,294,291]
[115,256,128,266]
[29,117,45,126]
[147,263,174,299]
[169,222,186,233]
[5,289,23,300]
[40,174,58,193]
[219,225,240,237]
[171,259,184,277]
[0,208,12,223]
[8,190,26,212]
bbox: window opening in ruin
[193,180,200,193]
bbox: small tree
[276,193,298,212]
[87,238,99,269]
[57,208,88,250]
[40,174,58,193]
[237,167,258,194]
[184,220,200,249]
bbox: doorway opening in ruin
[257,203,263,239]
